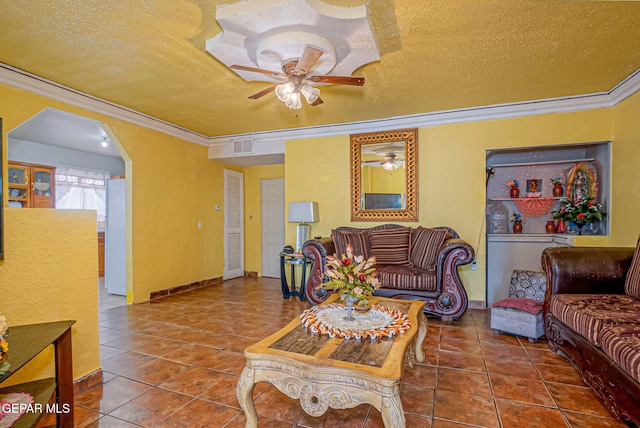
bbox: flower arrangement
[0,312,8,356]
[506,180,519,188]
[551,197,605,225]
[319,244,380,308]
[550,177,563,185]
[510,213,524,223]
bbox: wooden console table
[0,320,75,428]
[237,296,426,427]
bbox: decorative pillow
[331,229,370,259]
[369,227,412,265]
[625,235,640,299]
[509,270,547,303]
[409,227,448,271]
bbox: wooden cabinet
[7,161,56,208]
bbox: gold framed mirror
[350,128,418,221]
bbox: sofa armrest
[302,238,335,304]
[434,238,475,312]
[541,246,634,312]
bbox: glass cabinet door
[7,164,30,207]
[31,166,55,208]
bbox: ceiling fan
[230,46,365,109]
[362,153,404,171]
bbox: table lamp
[288,201,319,253]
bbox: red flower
[357,273,366,283]
[577,213,585,219]
[341,258,351,267]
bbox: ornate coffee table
[236,295,427,427]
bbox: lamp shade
[288,202,319,223]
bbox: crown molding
[0,64,209,146]
[208,69,640,147]
[1,62,638,154]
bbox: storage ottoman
[490,270,546,342]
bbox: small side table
[280,251,310,301]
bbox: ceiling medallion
[206,0,380,109]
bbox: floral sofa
[541,242,640,426]
[302,224,474,323]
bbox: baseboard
[469,300,487,309]
[73,369,103,395]
[244,271,258,278]
[149,276,223,300]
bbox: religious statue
[566,162,597,204]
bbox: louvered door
[224,169,244,279]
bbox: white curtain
[55,167,109,229]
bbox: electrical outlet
[471,260,478,271]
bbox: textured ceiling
[1,0,639,138]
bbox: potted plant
[506,180,520,198]
[551,197,606,235]
[318,244,380,319]
[510,212,524,233]
[550,177,564,197]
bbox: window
[55,167,109,229]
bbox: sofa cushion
[549,293,640,344]
[331,229,370,259]
[492,297,543,315]
[409,227,448,272]
[376,265,437,292]
[625,235,640,299]
[599,324,640,383]
[369,227,412,265]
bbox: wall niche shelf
[488,157,595,168]
[484,142,611,306]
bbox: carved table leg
[381,395,405,428]
[236,367,258,428]
[415,312,428,363]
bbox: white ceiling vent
[233,139,253,154]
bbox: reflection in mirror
[361,142,406,209]
[350,128,418,221]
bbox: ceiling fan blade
[230,64,286,78]
[307,75,365,86]
[310,96,323,106]
[248,84,278,99]
[294,47,323,75]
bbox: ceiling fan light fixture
[382,159,395,171]
[285,91,302,109]
[275,81,295,102]
[300,84,320,104]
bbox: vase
[510,186,520,198]
[552,183,564,197]
[512,221,523,234]
[555,219,566,233]
[545,220,556,234]
[342,295,359,321]
[354,300,372,314]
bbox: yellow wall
[0,209,99,385]
[1,83,227,382]
[243,164,285,275]
[285,107,618,302]
[611,89,640,247]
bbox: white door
[261,178,285,278]
[105,178,126,296]
[224,169,244,279]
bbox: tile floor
[48,277,629,427]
